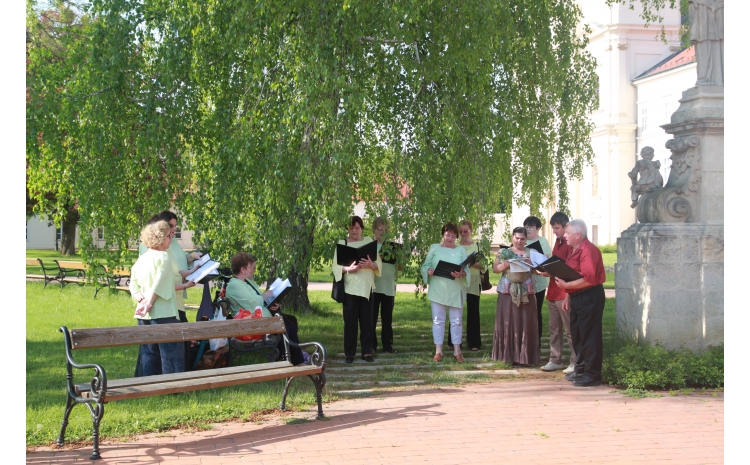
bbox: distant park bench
[25,258,62,288]
[57,315,327,460]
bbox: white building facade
[494,1,695,247]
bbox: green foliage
[598,244,617,254]
[27,0,599,310]
[602,339,724,390]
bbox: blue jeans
[138,317,186,376]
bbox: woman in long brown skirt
[491,226,540,366]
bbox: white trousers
[431,302,463,345]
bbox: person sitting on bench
[225,252,308,366]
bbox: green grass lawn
[26,280,616,447]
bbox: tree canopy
[26,0,598,311]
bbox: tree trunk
[283,207,316,314]
[60,207,79,256]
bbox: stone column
[615,2,723,350]
[616,85,723,351]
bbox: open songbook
[192,253,212,267]
[336,240,379,266]
[510,254,584,282]
[432,252,478,280]
[264,278,292,307]
[185,260,221,283]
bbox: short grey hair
[566,219,588,238]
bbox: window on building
[497,198,511,214]
[56,227,62,241]
[97,227,104,240]
[174,227,182,239]
[640,108,648,132]
[592,225,599,245]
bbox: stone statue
[628,146,664,208]
[689,0,724,86]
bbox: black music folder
[336,240,379,266]
[432,252,478,280]
[380,241,403,265]
[537,255,583,282]
[526,240,544,254]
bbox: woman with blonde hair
[130,220,193,376]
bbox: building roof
[633,45,696,81]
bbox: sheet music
[185,260,220,282]
[192,253,211,267]
[529,249,547,267]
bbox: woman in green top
[225,252,307,366]
[130,221,194,376]
[225,252,279,317]
[421,222,470,363]
[137,210,203,322]
[458,220,487,351]
[523,216,552,349]
[332,216,382,364]
[371,217,398,353]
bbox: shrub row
[602,340,723,390]
[597,244,617,253]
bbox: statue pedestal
[617,86,724,351]
[615,223,723,351]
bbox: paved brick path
[27,380,722,464]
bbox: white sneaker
[563,363,576,374]
[540,361,566,372]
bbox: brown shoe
[433,353,443,362]
[454,353,465,363]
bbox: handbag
[480,269,492,291]
[331,239,346,303]
[234,307,264,341]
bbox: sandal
[433,353,443,362]
[454,353,465,363]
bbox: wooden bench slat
[75,361,295,393]
[86,365,323,401]
[56,261,89,270]
[69,316,287,349]
[26,258,40,266]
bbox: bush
[602,340,723,390]
[598,244,617,253]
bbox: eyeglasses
[376,228,386,233]
[524,226,537,231]
[444,233,457,239]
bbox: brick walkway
[27,380,722,464]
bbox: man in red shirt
[539,212,577,374]
[555,219,606,387]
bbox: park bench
[57,315,327,460]
[25,258,62,288]
[94,265,131,297]
[54,260,89,289]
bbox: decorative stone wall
[616,223,723,350]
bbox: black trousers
[278,313,305,366]
[465,293,482,349]
[371,292,395,351]
[570,284,605,380]
[535,290,546,349]
[343,293,374,357]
